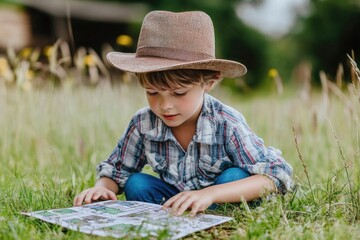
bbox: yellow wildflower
[84,54,96,67]
[20,47,32,59]
[268,68,279,78]
[0,57,14,82]
[116,35,133,47]
[44,46,53,58]
[0,57,9,75]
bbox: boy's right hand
[73,187,117,206]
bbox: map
[23,200,233,239]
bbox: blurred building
[0,0,148,52]
[0,6,31,50]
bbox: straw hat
[107,10,247,78]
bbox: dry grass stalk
[320,69,356,119]
[0,39,116,90]
[347,54,360,103]
[320,70,329,114]
[327,119,358,221]
[273,73,283,96]
[294,61,312,102]
[347,54,360,85]
[327,79,354,116]
[48,39,68,80]
[88,49,111,81]
[312,111,318,132]
[292,126,316,203]
[336,63,343,89]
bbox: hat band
[136,46,214,62]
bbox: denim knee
[123,173,179,204]
[215,167,250,185]
[124,173,152,201]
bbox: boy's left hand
[162,189,214,216]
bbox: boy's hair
[136,69,220,89]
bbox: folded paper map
[23,200,233,239]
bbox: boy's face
[145,83,212,128]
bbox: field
[0,81,359,239]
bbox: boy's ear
[204,80,216,92]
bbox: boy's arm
[73,177,119,206]
[94,177,120,193]
[163,174,275,216]
[205,174,275,202]
[97,117,146,191]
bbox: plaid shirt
[97,94,293,194]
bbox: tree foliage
[290,0,360,82]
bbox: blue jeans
[124,167,250,207]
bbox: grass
[0,80,359,239]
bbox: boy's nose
[159,98,174,110]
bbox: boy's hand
[163,189,214,217]
[73,187,117,206]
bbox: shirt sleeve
[96,118,146,190]
[226,124,294,194]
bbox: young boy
[74,10,293,216]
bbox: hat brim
[106,52,247,79]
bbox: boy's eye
[173,91,187,96]
[146,91,157,96]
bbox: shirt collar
[142,116,175,142]
[193,94,217,144]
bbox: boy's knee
[125,173,147,189]
[124,173,178,204]
[124,173,150,201]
